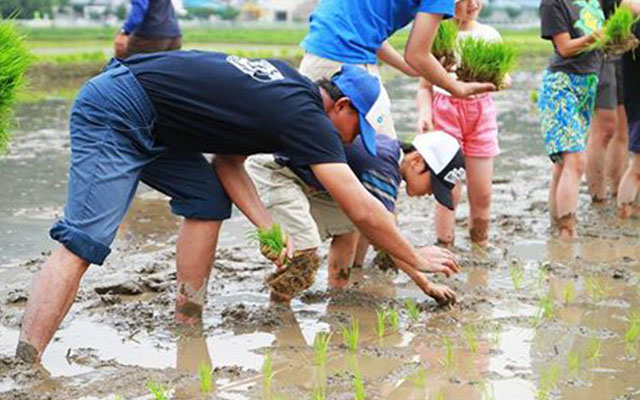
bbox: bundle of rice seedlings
[0,19,31,153]
[456,36,517,89]
[431,20,458,68]
[599,6,640,56]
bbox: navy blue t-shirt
[277,135,402,212]
[122,51,346,167]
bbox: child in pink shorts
[416,0,502,247]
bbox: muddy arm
[312,162,456,304]
[405,13,495,98]
[212,155,273,229]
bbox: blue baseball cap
[331,65,393,157]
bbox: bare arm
[416,78,435,133]
[312,163,456,304]
[405,13,495,98]
[620,0,640,14]
[377,40,420,77]
[552,32,598,58]
[212,155,273,229]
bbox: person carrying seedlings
[586,0,630,203]
[616,5,640,218]
[538,0,605,238]
[298,0,497,137]
[416,0,507,248]
[247,130,464,302]
[16,51,457,364]
[114,0,181,59]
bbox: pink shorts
[432,92,500,158]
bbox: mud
[1,64,640,400]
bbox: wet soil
[1,66,639,400]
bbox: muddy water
[1,65,640,400]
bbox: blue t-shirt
[123,0,181,38]
[277,135,402,212]
[122,51,346,166]
[301,0,455,64]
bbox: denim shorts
[50,59,232,265]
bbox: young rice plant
[198,362,215,394]
[262,351,274,395]
[596,5,640,55]
[314,331,333,367]
[387,307,400,331]
[457,36,517,89]
[375,309,387,339]
[342,318,360,354]
[252,223,286,258]
[146,380,170,400]
[352,370,365,400]
[432,20,458,67]
[404,298,421,323]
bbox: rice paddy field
[0,26,639,400]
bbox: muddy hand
[416,246,460,277]
[439,56,457,73]
[422,280,457,306]
[276,233,295,272]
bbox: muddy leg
[17,246,91,363]
[606,105,629,197]
[175,219,222,326]
[328,232,358,288]
[434,184,461,247]
[466,157,493,247]
[549,162,562,231]
[617,154,640,219]
[555,152,585,238]
[556,213,577,239]
[352,233,369,269]
[586,108,617,202]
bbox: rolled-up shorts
[299,52,396,138]
[246,154,355,251]
[538,69,598,161]
[50,59,231,265]
[432,92,500,158]
[595,58,625,110]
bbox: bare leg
[434,184,462,247]
[17,246,91,363]
[175,219,222,326]
[549,162,563,228]
[555,152,586,238]
[465,157,494,247]
[586,108,617,202]
[352,233,369,269]
[617,153,640,219]
[327,231,359,288]
[606,105,629,196]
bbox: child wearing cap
[416,0,503,248]
[617,8,640,218]
[538,0,604,238]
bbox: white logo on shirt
[226,55,285,83]
[444,167,465,185]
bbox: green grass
[314,331,333,368]
[0,18,31,153]
[198,362,215,395]
[146,380,170,400]
[375,309,387,339]
[432,20,458,64]
[457,36,518,88]
[530,89,539,104]
[404,298,421,323]
[342,318,360,354]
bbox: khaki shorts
[246,154,355,250]
[299,53,397,138]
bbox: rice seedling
[198,362,215,394]
[114,396,123,400]
[387,307,400,331]
[408,366,428,388]
[481,382,496,400]
[310,385,327,400]
[375,309,387,339]
[146,380,170,400]
[0,18,32,154]
[342,318,360,354]
[529,89,539,104]
[536,267,548,293]
[432,20,458,68]
[404,298,421,323]
[586,337,602,365]
[251,223,286,261]
[595,5,640,55]
[314,331,333,368]
[440,336,454,368]
[509,263,525,291]
[352,370,365,400]
[457,36,518,89]
[435,389,446,400]
[563,282,575,305]
[533,293,555,327]
[491,323,502,346]
[586,275,610,302]
[464,324,478,353]
[624,311,640,344]
[536,363,560,400]
[262,351,274,395]
[567,351,580,377]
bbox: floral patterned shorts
[538,70,598,162]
